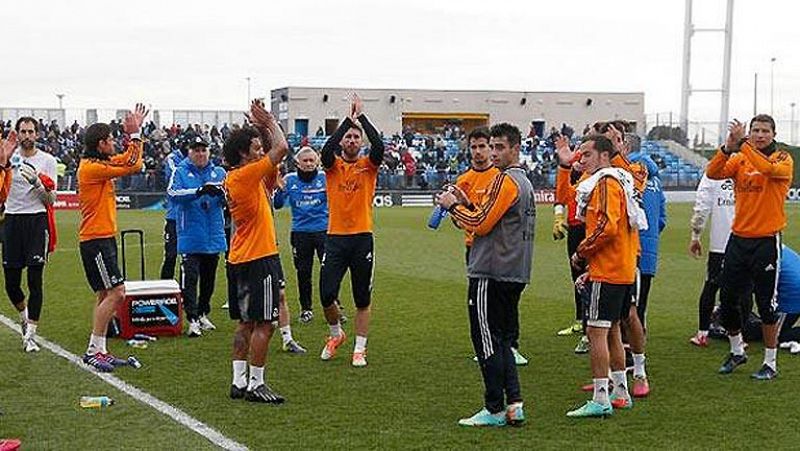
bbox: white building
[270,86,645,137]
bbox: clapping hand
[123,103,149,135]
[555,134,575,166]
[0,130,17,166]
[350,93,363,121]
[724,119,745,154]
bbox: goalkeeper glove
[552,205,568,240]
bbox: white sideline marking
[0,314,247,451]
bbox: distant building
[270,86,645,137]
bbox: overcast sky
[2,0,798,131]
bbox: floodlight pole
[679,0,734,146]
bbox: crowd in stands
[1,117,702,193]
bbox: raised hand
[555,135,575,166]
[0,130,17,165]
[124,103,149,134]
[725,119,745,153]
[351,93,363,119]
[604,124,624,153]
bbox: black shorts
[586,281,633,328]
[228,255,282,322]
[80,237,125,292]
[320,233,374,309]
[720,234,781,324]
[2,213,49,268]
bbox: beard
[20,139,35,150]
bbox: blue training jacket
[167,159,227,254]
[779,246,800,314]
[629,151,667,276]
[273,171,328,233]
[163,150,186,221]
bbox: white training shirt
[691,173,735,254]
[5,149,58,215]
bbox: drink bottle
[80,396,114,408]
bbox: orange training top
[78,141,143,242]
[451,171,519,237]
[576,176,637,284]
[455,165,501,246]
[325,156,378,235]
[224,156,280,264]
[706,141,793,238]
[0,167,11,203]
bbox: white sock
[87,334,107,355]
[354,335,368,353]
[764,348,777,371]
[610,371,629,398]
[729,333,745,356]
[698,330,709,337]
[232,360,247,388]
[329,323,342,338]
[27,323,38,337]
[593,378,610,405]
[248,365,264,390]
[19,308,28,323]
[633,353,647,378]
[280,325,293,344]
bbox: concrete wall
[271,86,645,136]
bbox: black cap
[188,136,209,149]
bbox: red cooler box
[116,280,183,339]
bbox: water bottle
[80,396,115,408]
[126,339,148,349]
[427,205,448,230]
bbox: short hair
[489,123,521,147]
[294,146,318,160]
[467,127,490,144]
[83,123,112,157]
[624,133,641,153]
[15,117,38,132]
[583,134,616,157]
[223,126,260,167]
[750,114,776,132]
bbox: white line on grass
[0,314,247,451]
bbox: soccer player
[167,136,227,337]
[566,135,643,418]
[273,146,328,324]
[439,123,535,427]
[706,115,793,380]
[319,94,384,367]
[159,140,186,279]
[5,117,58,353]
[224,100,288,403]
[456,127,528,366]
[557,124,653,397]
[626,133,666,330]
[554,135,590,353]
[688,172,735,347]
[78,104,147,372]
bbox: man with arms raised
[224,101,288,402]
[706,115,793,379]
[78,104,147,372]
[319,94,384,367]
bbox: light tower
[679,0,734,145]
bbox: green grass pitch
[2,204,800,449]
